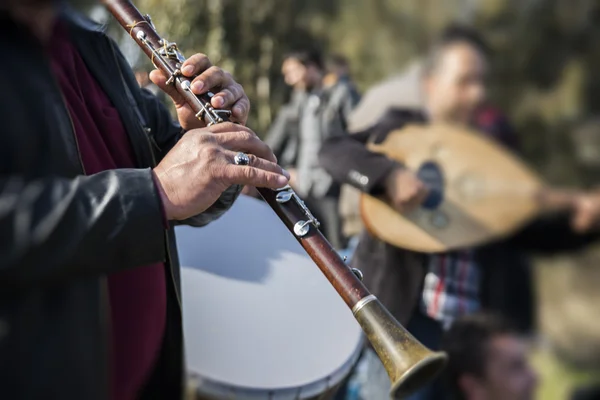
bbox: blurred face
[282,58,307,89]
[330,63,349,78]
[135,71,149,87]
[464,335,538,400]
[281,57,322,90]
[423,43,488,125]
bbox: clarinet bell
[353,297,448,398]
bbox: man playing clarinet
[0,0,289,399]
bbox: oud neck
[535,187,579,213]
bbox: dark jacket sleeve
[114,42,241,228]
[507,212,599,253]
[0,169,166,288]
[318,108,424,195]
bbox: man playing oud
[0,0,289,399]
[319,25,600,399]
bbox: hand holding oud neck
[534,188,600,233]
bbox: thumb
[149,69,186,107]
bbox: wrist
[384,167,401,198]
[151,169,177,224]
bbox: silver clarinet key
[275,186,320,237]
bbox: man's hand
[150,54,250,130]
[153,123,288,221]
[571,191,600,233]
[242,167,295,198]
[384,167,429,213]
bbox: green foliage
[531,347,600,400]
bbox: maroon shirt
[48,23,167,400]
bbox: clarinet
[101,1,447,397]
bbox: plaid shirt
[421,250,481,329]
[418,107,515,329]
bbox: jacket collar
[58,3,106,34]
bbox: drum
[175,195,364,400]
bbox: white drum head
[176,195,364,399]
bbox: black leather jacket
[0,8,240,400]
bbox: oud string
[454,180,539,196]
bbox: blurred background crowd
[82,1,600,399]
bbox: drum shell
[187,380,344,400]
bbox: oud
[361,123,582,252]
[100,0,448,398]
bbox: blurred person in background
[241,49,310,198]
[323,53,360,96]
[134,67,167,105]
[320,24,600,400]
[264,49,359,249]
[471,105,536,333]
[441,313,538,400]
[262,51,310,173]
[323,53,363,258]
[0,0,288,399]
[134,68,159,96]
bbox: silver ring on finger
[234,152,250,166]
